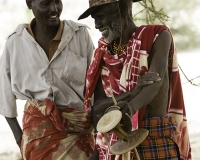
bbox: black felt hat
[78,0,142,20]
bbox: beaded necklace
[112,39,127,53]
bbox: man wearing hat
[79,0,192,159]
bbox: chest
[35,36,51,57]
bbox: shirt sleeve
[84,27,95,69]
[0,42,17,117]
[82,27,95,107]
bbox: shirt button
[77,55,81,59]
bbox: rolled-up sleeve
[0,44,17,117]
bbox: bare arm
[92,72,160,129]
[5,117,22,148]
[92,30,171,128]
[128,30,172,114]
[92,79,141,129]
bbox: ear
[26,0,32,9]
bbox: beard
[104,20,124,43]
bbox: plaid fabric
[136,116,179,160]
[21,99,95,160]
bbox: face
[27,0,63,28]
[91,3,124,43]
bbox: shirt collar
[26,18,64,41]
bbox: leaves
[133,0,169,25]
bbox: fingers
[137,71,161,87]
[117,101,132,117]
[141,80,154,85]
[140,71,161,82]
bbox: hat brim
[78,2,114,20]
[78,0,142,20]
[78,5,99,20]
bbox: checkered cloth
[136,116,179,160]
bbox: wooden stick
[134,148,140,160]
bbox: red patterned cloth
[84,27,148,111]
[84,25,191,160]
[21,99,95,160]
[89,28,147,160]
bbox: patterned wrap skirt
[21,99,95,160]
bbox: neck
[118,21,137,45]
[110,21,137,54]
[33,21,59,39]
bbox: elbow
[151,80,163,95]
[156,79,163,89]
[143,80,163,105]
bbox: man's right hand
[136,71,161,87]
[5,117,22,149]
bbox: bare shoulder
[153,30,172,51]
[158,30,172,42]
[148,29,172,79]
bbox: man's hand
[93,71,161,129]
[5,117,22,149]
[137,71,161,87]
[116,72,161,116]
[117,101,132,117]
